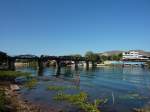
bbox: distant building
[122,51,149,60]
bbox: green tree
[118,53,123,60]
[85,51,100,65]
[110,53,123,61]
[112,55,118,60]
[70,54,82,60]
[100,55,108,62]
[85,51,94,60]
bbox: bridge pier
[86,61,89,70]
[74,61,79,70]
[92,61,96,67]
[56,60,61,75]
[8,58,15,70]
[38,59,44,69]
[38,59,44,76]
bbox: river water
[16,66,150,112]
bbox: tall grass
[54,92,102,112]
[24,79,38,89]
[47,85,79,91]
[0,71,31,81]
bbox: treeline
[70,51,123,63]
[99,53,123,62]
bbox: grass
[47,85,79,91]
[0,70,31,81]
[24,79,38,89]
[53,92,103,112]
[47,85,68,91]
[0,89,6,112]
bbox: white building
[122,51,148,60]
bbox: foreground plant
[24,79,38,89]
[54,92,102,112]
[0,89,6,112]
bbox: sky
[0,0,150,56]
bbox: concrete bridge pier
[56,60,61,75]
[38,59,44,76]
[92,61,96,67]
[74,61,79,71]
[38,59,44,69]
[86,61,89,70]
[8,58,15,70]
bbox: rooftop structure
[122,51,149,60]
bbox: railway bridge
[8,55,91,75]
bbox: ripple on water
[17,66,150,112]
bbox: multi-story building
[122,51,149,60]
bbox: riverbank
[0,82,62,112]
[0,82,41,112]
[0,70,60,112]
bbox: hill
[98,50,150,57]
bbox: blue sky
[0,0,150,56]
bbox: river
[16,65,150,112]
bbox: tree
[85,51,100,65]
[118,53,123,60]
[108,53,123,61]
[100,55,108,62]
[112,55,118,60]
[70,54,82,60]
[85,51,93,60]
